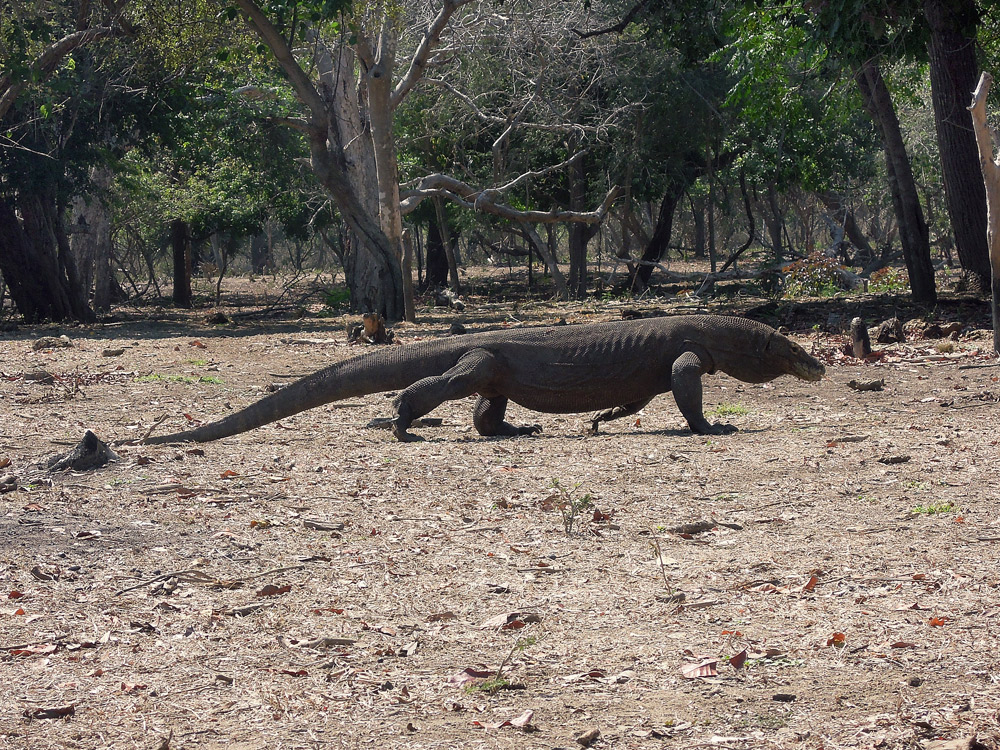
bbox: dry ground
[2,274,1000,750]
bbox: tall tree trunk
[433,197,461,294]
[818,191,875,263]
[70,167,114,311]
[763,182,784,265]
[968,72,1000,354]
[250,231,273,274]
[171,219,192,308]
[0,192,94,322]
[689,193,706,259]
[631,183,684,291]
[567,150,592,298]
[924,0,990,291]
[855,58,937,303]
[423,219,449,290]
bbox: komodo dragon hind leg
[473,396,541,437]
[672,349,737,435]
[391,349,499,442]
[587,398,653,435]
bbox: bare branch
[400,174,621,224]
[391,0,476,109]
[231,0,326,128]
[425,77,602,135]
[571,0,648,39]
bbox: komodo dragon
[142,315,824,445]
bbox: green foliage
[911,502,954,515]
[710,403,749,417]
[323,287,351,309]
[783,252,844,297]
[868,266,909,294]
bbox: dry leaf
[928,616,949,627]
[510,710,534,728]
[23,704,75,720]
[10,643,57,657]
[680,659,718,679]
[446,667,493,687]
[256,584,291,598]
[729,649,748,670]
[827,632,847,647]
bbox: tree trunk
[520,221,569,299]
[818,191,875,263]
[250,231,273,274]
[632,183,684,291]
[0,192,94,322]
[763,182,784,265]
[924,0,990,291]
[967,72,1000,354]
[423,219,449,290]
[689,193,706,258]
[171,219,192,308]
[567,150,590,298]
[70,168,115,311]
[433,197,461,294]
[855,58,937,303]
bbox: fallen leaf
[680,659,718,679]
[510,709,534,728]
[220,469,239,479]
[446,668,493,687]
[427,611,456,622]
[729,649,748,670]
[256,584,291,598]
[890,641,917,649]
[802,575,819,592]
[827,632,847,647]
[188,340,206,348]
[10,643,57,657]
[480,612,541,629]
[8,590,24,599]
[121,682,148,693]
[23,704,75,720]
[928,616,949,627]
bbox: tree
[0,0,134,321]
[967,72,1000,353]
[924,0,990,290]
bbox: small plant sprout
[911,502,954,515]
[550,479,593,534]
[710,403,748,417]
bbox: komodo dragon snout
[766,334,826,382]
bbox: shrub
[783,253,844,298]
[869,267,909,294]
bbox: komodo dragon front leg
[391,349,539,442]
[671,349,737,435]
[588,398,653,435]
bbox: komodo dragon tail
[142,342,460,444]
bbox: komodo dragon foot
[390,419,426,443]
[692,421,738,436]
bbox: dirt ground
[2,272,1000,750]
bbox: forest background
[2,0,1000,323]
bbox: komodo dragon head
[763,331,826,382]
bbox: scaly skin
[141,315,825,445]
